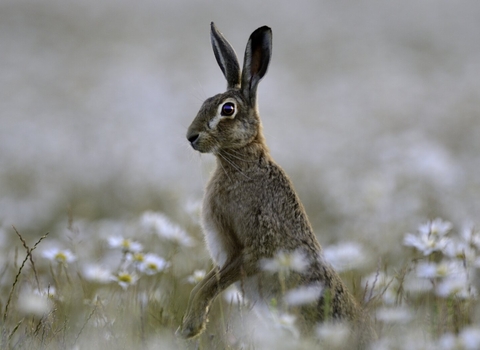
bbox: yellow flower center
[147,263,157,270]
[133,253,144,262]
[55,252,67,262]
[118,273,132,283]
[436,265,448,277]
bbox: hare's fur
[179,23,374,345]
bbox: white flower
[137,253,169,275]
[107,236,143,253]
[187,270,206,284]
[460,327,480,350]
[460,225,480,250]
[323,242,367,272]
[443,238,477,263]
[316,322,350,348]
[403,231,450,256]
[42,248,76,264]
[435,260,464,278]
[376,306,413,324]
[140,211,193,246]
[34,286,56,299]
[82,264,112,283]
[284,283,323,306]
[437,333,458,350]
[404,218,453,256]
[436,270,475,299]
[437,328,480,350]
[18,289,53,317]
[415,261,438,279]
[277,312,296,327]
[271,312,298,338]
[415,260,475,299]
[261,249,310,275]
[111,271,139,290]
[128,251,145,264]
[416,260,464,279]
[418,218,453,237]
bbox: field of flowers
[1,1,480,349]
[2,212,480,349]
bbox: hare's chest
[201,182,243,267]
[202,211,228,267]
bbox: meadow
[2,212,480,349]
[1,1,480,349]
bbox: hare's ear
[210,22,241,89]
[241,26,272,105]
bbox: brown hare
[179,22,374,346]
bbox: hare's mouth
[187,134,214,154]
[189,141,206,153]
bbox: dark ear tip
[254,25,272,36]
[249,26,273,46]
[249,26,273,55]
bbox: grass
[0,211,479,350]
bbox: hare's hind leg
[178,254,256,339]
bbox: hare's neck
[216,139,270,172]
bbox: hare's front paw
[176,312,208,339]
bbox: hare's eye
[221,102,235,117]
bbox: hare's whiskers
[222,149,256,163]
[218,152,252,180]
[217,157,233,182]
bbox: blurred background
[1,0,480,260]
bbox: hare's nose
[187,133,199,145]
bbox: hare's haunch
[179,22,374,346]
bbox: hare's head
[187,23,272,154]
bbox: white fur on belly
[202,217,227,267]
